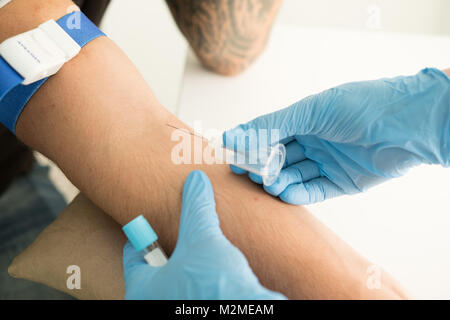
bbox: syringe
[167,124,286,186]
[123,215,168,267]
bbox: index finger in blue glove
[222,96,322,180]
[177,170,223,247]
[223,92,327,151]
[248,172,263,184]
[223,126,267,173]
[230,164,247,175]
[279,177,344,205]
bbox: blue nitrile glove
[123,170,286,300]
[223,68,450,205]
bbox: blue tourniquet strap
[0,56,23,101]
[0,11,105,133]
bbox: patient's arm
[3,0,408,299]
[165,0,282,76]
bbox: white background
[175,25,450,299]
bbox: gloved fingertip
[179,170,221,242]
[279,184,310,205]
[248,172,263,184]
[263,177,285,197]
[230,164,247,175]
[183,170,214,202]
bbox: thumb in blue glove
[123,170,286,300]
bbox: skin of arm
[165,0,282,76]
[2,0,409,299]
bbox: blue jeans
[0,163,73,299]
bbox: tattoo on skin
[165,0,282,75]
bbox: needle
[165,123,208,141]
[166,125,286,186]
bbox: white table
[176,25,450,299]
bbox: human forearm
[165,0,282,76]
[18,66,407,299]
[5,0,407,299]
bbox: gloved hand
[123,170,286,300]
[223,68,450,205]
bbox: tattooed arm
[165,0,282,76]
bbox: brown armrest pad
[8,194,126,300]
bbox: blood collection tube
[123,215,168,267]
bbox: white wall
[100,0,450,114]
[101,0,187,114]
[101,0,450,113]
[278,0,450,35]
